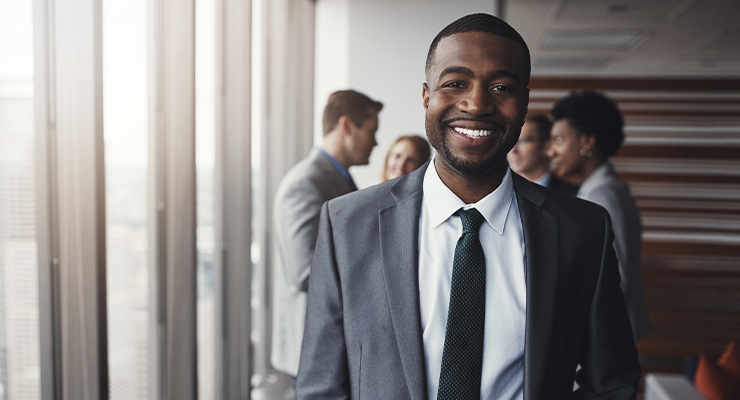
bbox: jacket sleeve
[274,183,326,292]
[573,209,641,399]
[296,201,351,399]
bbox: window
[196,0,217,397]
[28,0,267,395]
[103,0,150,398]
[0,0,40,399]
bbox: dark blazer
[297,163,640,399]
[548,175,579,196]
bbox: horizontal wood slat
[532,97,740,105]
[617,145,740,159]
[621,174,740,184]
[529,77,740,91]
[528,107,740,118]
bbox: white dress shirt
[419,160,527,400]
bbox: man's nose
[458,85,494,115]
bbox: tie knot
[456,208,485,234]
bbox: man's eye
[443,81,464,88]
[491,85,511,92]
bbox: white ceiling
[506,0,740,76]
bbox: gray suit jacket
[271,148,356,376]
[578,162,650,341]
[297,162,640,399]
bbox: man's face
[507,121,548,177]
[346,110,379,167]
[423,31,529,177]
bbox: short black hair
[425,13,531,86]
[524,114,553,142]
[550,91,625,158]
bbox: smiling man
[297,14,640,400]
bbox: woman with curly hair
[548,90,650,341]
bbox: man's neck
[434,158,508,204]
[320,141,351,170]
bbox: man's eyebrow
[438,67,522,85]
[438,66,474,80]
[490,70,521,85]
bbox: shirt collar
[533,171,551,187]
[317,146,354,182]
[423,157,514,235]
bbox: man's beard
[426,118,511,177]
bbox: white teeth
[453,127,492,138]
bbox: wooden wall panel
[529,77,740,381]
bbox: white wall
[314,0,350,146]
[315,0,496,189]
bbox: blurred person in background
[382,134,432,181]
[507,114,578,195]
[548,90,650,341]
[272,89,383,389]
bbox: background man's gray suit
[297,163,640,399]
[271,148,356,376]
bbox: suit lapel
[377,170,561,400]
[514,175,559,400]
[379,165,427,400]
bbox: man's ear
[422,82,430,110]
[338,115,353,136]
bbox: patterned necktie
[437,208,486,400]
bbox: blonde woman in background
[382,135,432,181]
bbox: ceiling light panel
[541,30,647,50]
[534,56,612,69]
[554,0,692,21]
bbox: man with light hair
[271,90,383,383]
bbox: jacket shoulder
[548,176,579,196]
[325,165,426,220]
[326,178,398,215]
[516,174,610,228]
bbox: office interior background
[0,0,738,398]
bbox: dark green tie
[437,208,486,400]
